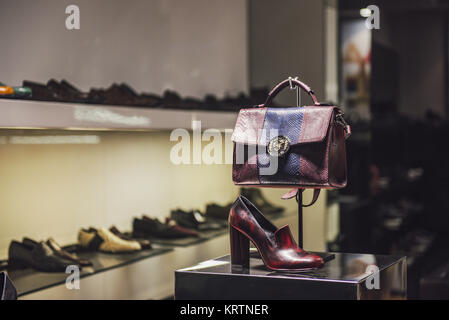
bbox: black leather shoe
[46,79,72,102]
[8,240,73,272]
[205,203,233,220]
[240,188,284,215]
[120,84,163,108]
[170,209,223,231]
[86,83,162,108]
[23,80,61,101]
[203,94,222,110]
[87,87,107,104]
[92,83,135,106]
[0,272,17,300]
[57,79,89,103]
[22,237,92,267]
[90,83,140,106]
[139,92,163,108]
[133,216,198,239]
[162,90,182,109]
[109,226,152,250]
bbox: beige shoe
[78,227,141,253]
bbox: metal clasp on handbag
[288,76,301,107]
[336,113,351,139]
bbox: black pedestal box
[175,252,406,300]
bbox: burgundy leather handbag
[231,78,350,204]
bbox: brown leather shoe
[133,216,199,239]
[164,217,199,237]
[229,196,324,271]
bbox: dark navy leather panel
[258,107,304,183]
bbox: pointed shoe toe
[283,253,324,270]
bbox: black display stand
[296,189,335,262]
[296,190,304,248]
[175,252,407,300]
[289,78,334,262]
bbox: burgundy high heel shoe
[229,196,324,271]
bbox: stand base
[175,252,407,300]
[314,252,335,263]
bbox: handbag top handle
[262,78,320,107]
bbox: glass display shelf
[7,246,172,297]
[147,228,228,247]
[0,99,238,131]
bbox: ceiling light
[360,8,372,18]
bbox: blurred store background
[0,0,448,299]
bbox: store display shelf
[15,211,295,299]
[9,247,172,297]
[149,228,228,247]
[0,99,238,131]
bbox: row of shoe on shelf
[4,189,284,273]
[0,79,271,112]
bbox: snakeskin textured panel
[258,107,304,184]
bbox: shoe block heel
[230,226,249,268]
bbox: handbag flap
[231,106,336,146]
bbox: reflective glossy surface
[7,247,172,297]
[147,227,227,247]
